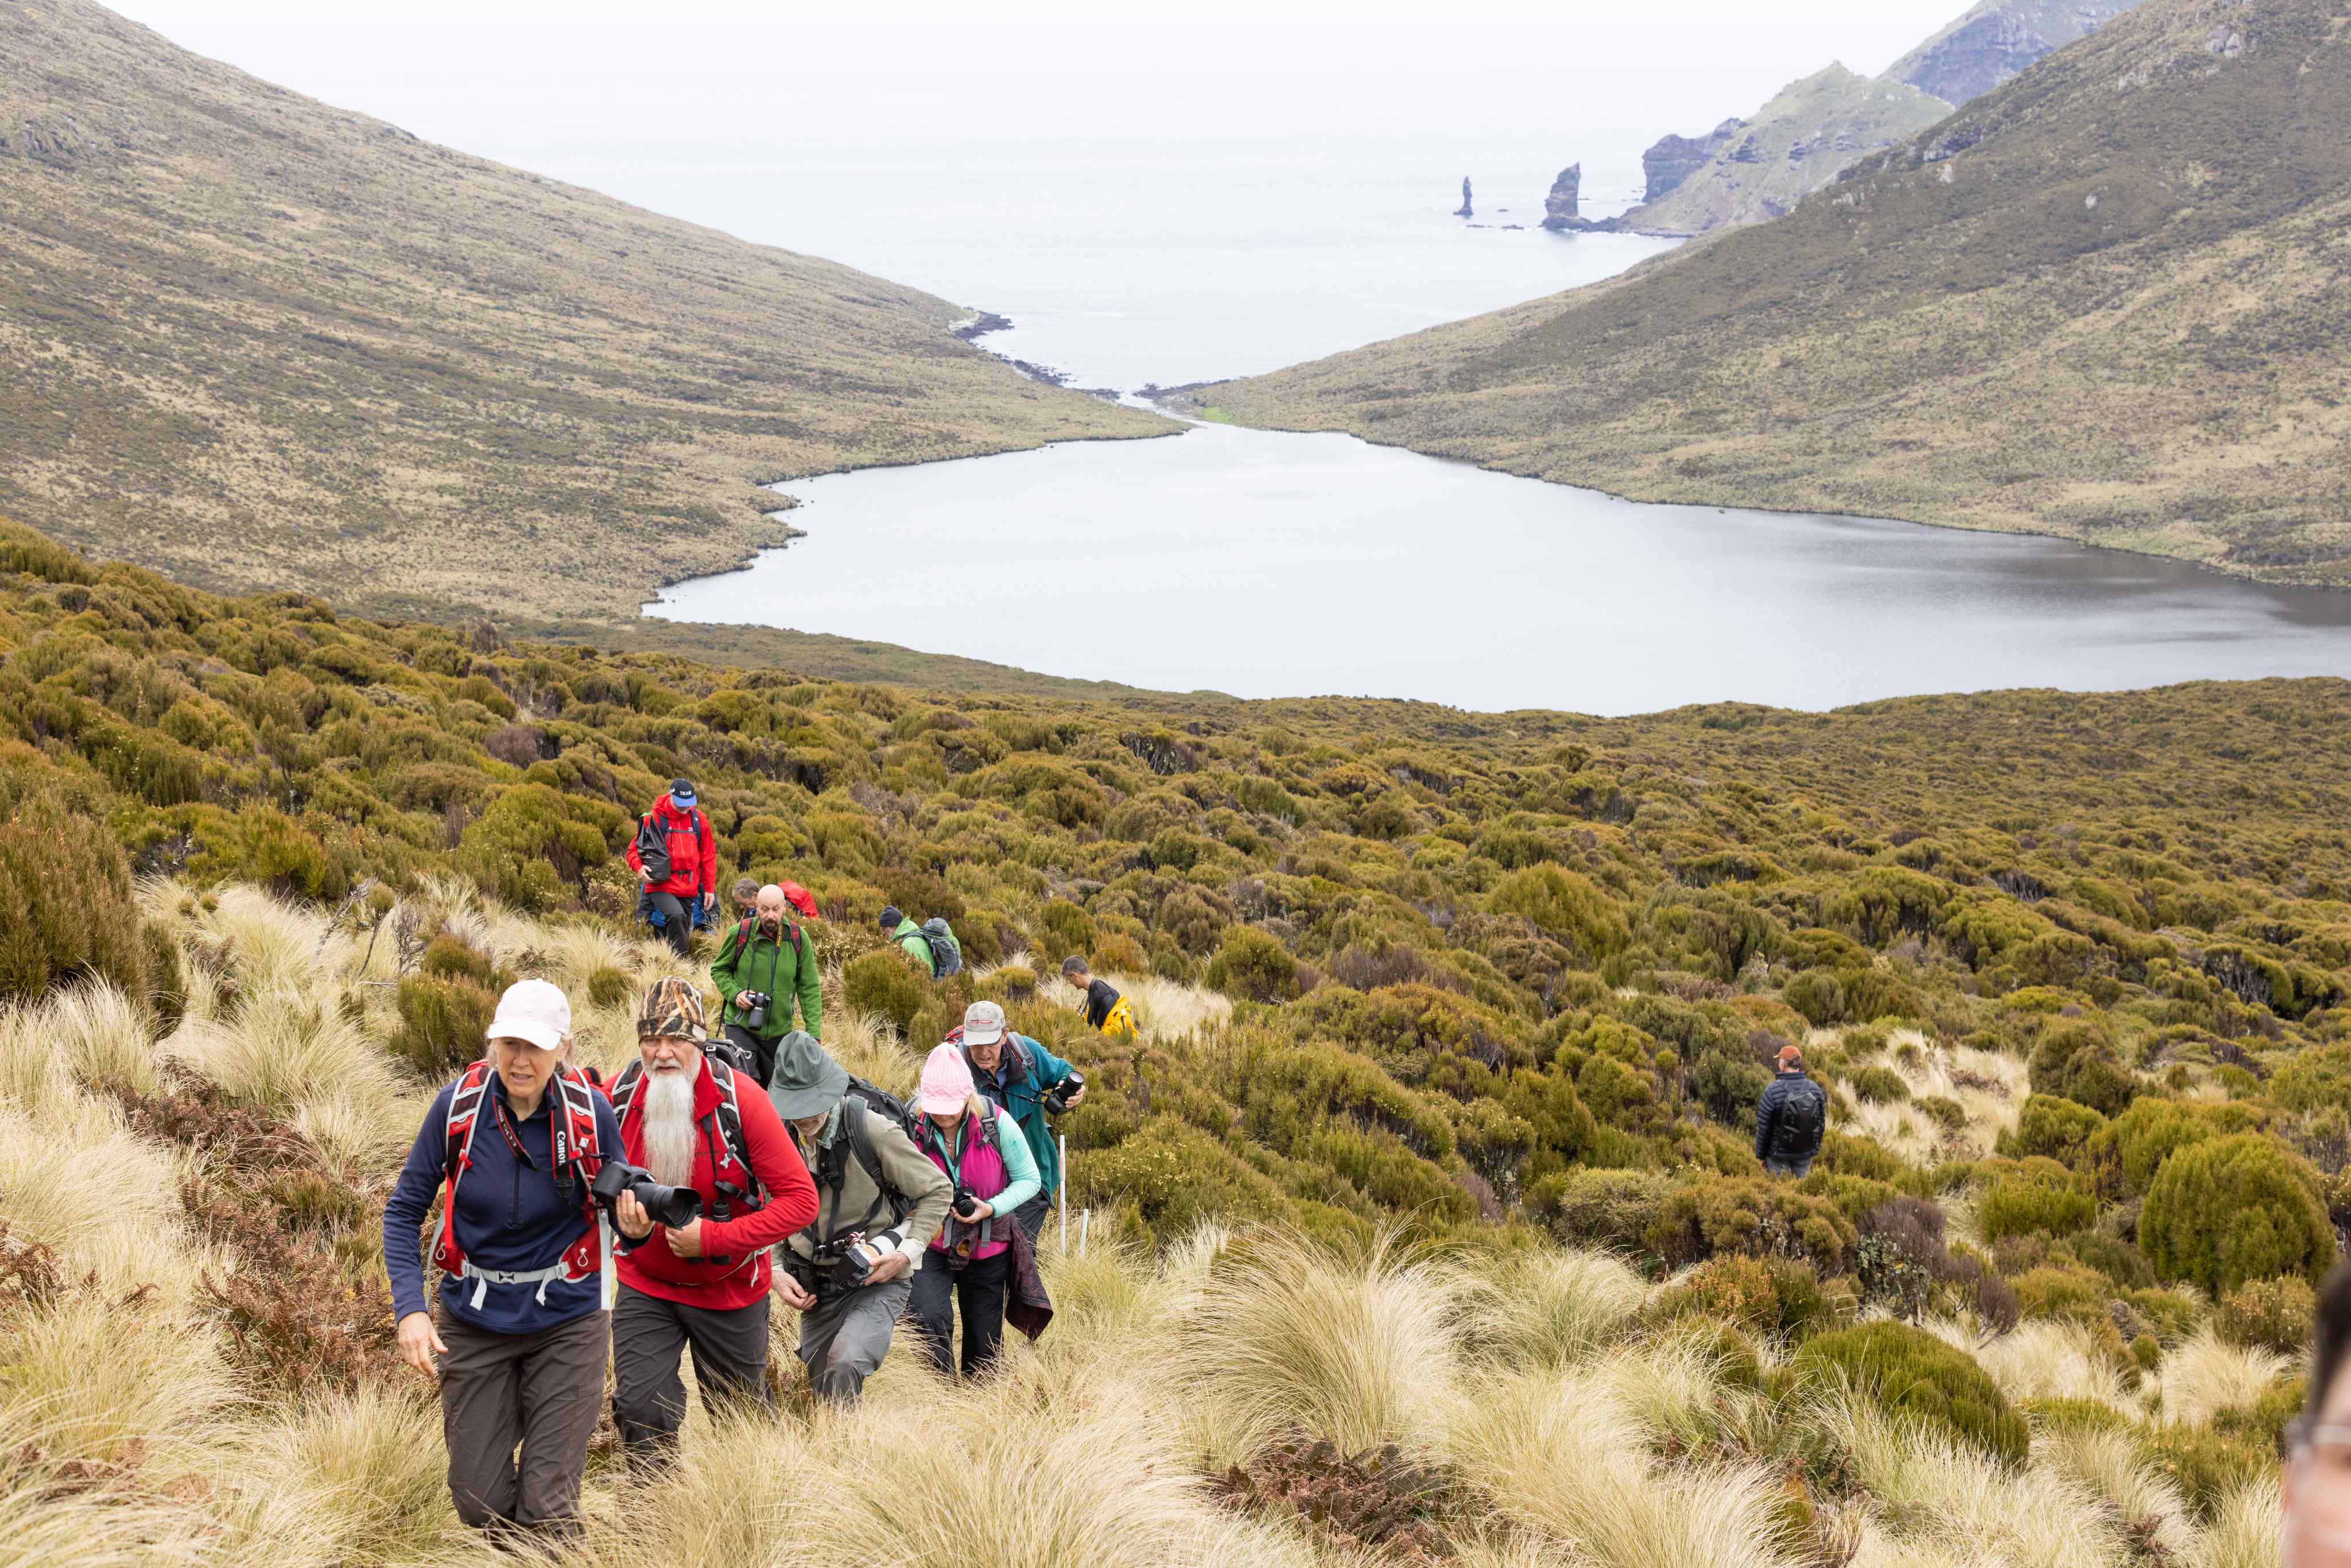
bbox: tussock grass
[2157,1328,2292,1428]
[14,980,161,1096]
[824,1007,923,1097]
[2039,1424,2196,1562]
[0,1095,199,1295]
[168,983,398,1119]
[1184,1231,1463,1460]
[245,1385,462,1565]
[1829,1394,2128,1568]
[1452,1245,1647,1368]
[1955,1318,2136,1409]
[1448,1360,1794,1568]
[2190,1482,2284,1568]
[0,1294,235,1469]
[1039,970,1233,1045]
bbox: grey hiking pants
[611,1284,773,1468]
[646,891,693,957]
[796,1274,913,1406]
[434,1302,607,1545]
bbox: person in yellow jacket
[1060,955,1136,1038]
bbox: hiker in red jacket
[625,778,718,956]
[607,979,818,1468]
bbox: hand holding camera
[952,1183,994,1224]
[735,990,772,1031]
[592,1159,700,1235]
[1043,1068,1087,1115]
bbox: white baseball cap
[487,979,572,1051]
[961,999,1007,1047]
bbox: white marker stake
[1059,1133,1069,1254]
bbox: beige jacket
[783,1101,953,1274]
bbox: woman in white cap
[379,978,622,1549]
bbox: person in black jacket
[1755,1044,1826,1177]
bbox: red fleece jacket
[624,798,719,901]
[615,1058,817,1310]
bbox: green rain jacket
[711,915,823,1042]
[888,915,936,972]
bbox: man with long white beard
[606,979,816,1468]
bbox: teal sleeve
[989,1107,1041,1217]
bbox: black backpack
[810,1077,924,1232]
[915,917,963,978]
[1782,1078,1827,1142]
[634,806,704,887]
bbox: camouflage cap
[636,976,708,1042]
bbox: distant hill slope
[0,1,1169,630]
[1209,0,2351,585]
[1624,65,1950,236]
[1616,0,2143,238]
[1888,0,2144,104]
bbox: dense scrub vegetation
[0,517,2338,1561]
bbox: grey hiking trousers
[611,1284,773,1467]
[796,1274,913,1405]
[434,1302,607,1545]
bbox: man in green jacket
[711,884,821,1086]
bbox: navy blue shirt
[382,1074,623,1334]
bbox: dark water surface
[646,424,2351,715]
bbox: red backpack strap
[608,1060,646,1125]
[443,1059,492,1179]
[705,1058,762,1202]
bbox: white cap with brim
[961,1000,1007,1047]
[487,978,572,1051]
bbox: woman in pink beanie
[907,1042,1041,1379]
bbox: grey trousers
[646,891,694,956]
[611,1284,773,1467]
[796,1274,913,1406]
[1765,1155,1815,1178]
[434,1302,608,1544]
[1012,1194,1050,1244]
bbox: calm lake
[646,422,2351,715]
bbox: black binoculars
[591,1159,701,1229]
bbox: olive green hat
[767,1030,850,1119]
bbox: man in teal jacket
[954,1000,1084,1241]
[710,884,822,1087]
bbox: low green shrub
[0,785,152,1007]
[1205,926,1301,1003]
[2141,1134,2336,1294]
[2138,1425,2279,1521]
[1645,1175,1857,1273]
[1527,1167,1672,1257]
[1794,1321,2028,1465]
[389,974,498,1077]
[1848,1065,1910,1104]
[843,948,928,1038]
[1656,1253,1845,1343]
[1998,1095,2106,1168]
[2213,1274,2318,1355]
[1979,1169,2097,1241]
[586,965,634,1010]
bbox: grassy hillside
[0,0,1170,638]
[1627,65,1952,236]
[0,513,2334,1560]
[1211,0,2351,585]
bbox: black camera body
[736,990,772,1031]
[590,1159,701,1231]
[802,1232,879,1294]
[1043,1068,1085,1115]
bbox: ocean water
[156,16,2351,710]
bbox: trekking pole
[1059,1133,1068,1255]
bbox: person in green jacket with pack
[878,906,935,970]
[711,884,821,1086]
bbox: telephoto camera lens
[591,1159,703,1229]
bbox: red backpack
[431,1060,607,1309]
